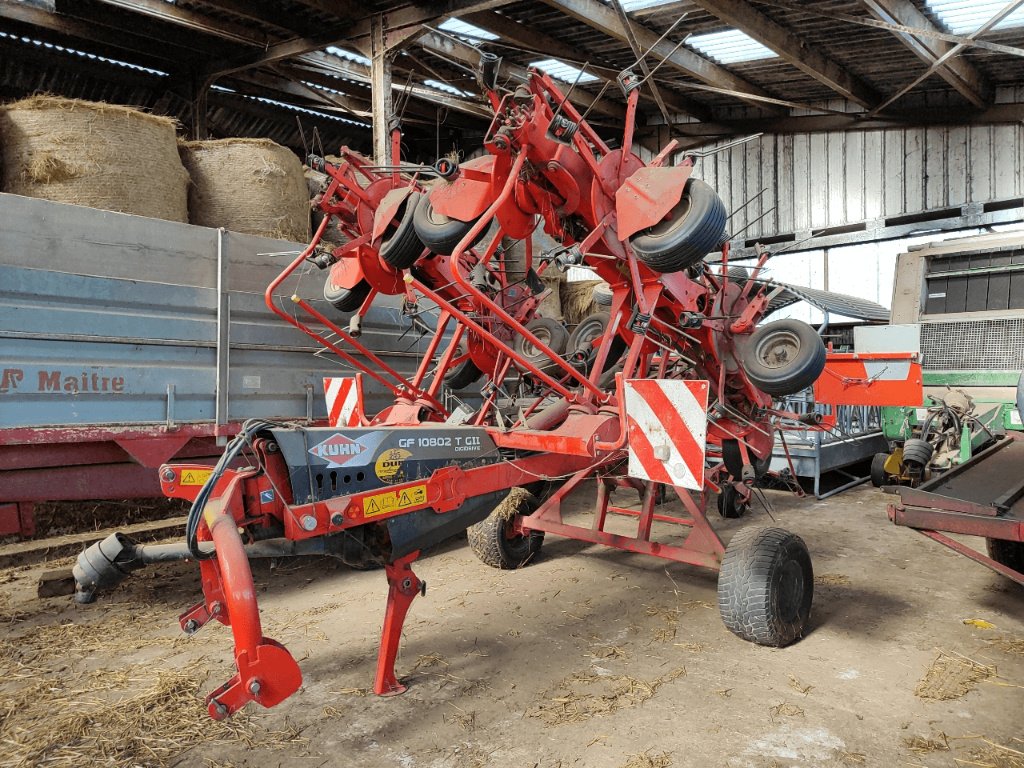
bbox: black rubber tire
[630,178,727,274]
[443,342,484,390]
[717,484,749,519]
[324,277,371,313]
[739,319,827,396]
[568,312,610,360]
[467,492,544,569]
[902,438,934,468]
[514,317,570,374]
[727,266,749,285]
[379,192,425,269]
[986,538,1024,573]
[870,453,889,488]
[412,196,484,256]
[592,283,613,307]
[718,527,813,647]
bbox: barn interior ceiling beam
[0,1,233,63]
[686,0,880,109]
[538,0,781,113]
[458,9,710,121]
[861,0,992,109]
[84,0,276,46]
[416,31,627,122]
[867,0,1023,116]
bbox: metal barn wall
[684,115,1024,243]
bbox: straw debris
[621,750,673,768]
[985,636,1024,656]
[915,651,995,701]
[527,667,685,725]
[904,733,950,755]
[0,667,304,768]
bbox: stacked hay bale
[0,95,188,222]
[561,279,604,324]
[180,138,309,242]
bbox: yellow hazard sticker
[363,484,428,518]
[180,469,213,486]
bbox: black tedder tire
[630,178,727,274]
[901,438,934,469]
[717,484,749,519]
[718,527,813,647]
[514,317,570,374]
[739,319,827,396]
[870,452,889,488]
[568,311,610,370]
[468,491,544,569]
[592,283,613,307]
[443,342,484,390]
[379,191,425,269]
[324,277,372,313]
[986,538,1024,574]
[412,196,485,255]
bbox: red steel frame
[159,64,919,719]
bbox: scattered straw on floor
[915,651,995,701]
[814,573,851,586]
[788,675,814,695]
[527,667,685,725]
[621,749,673,768]
[904,733,950,755]
[957,737,1024,768]
[769,701,805,721]
[0,667,304,768]
[986,637,1024,656]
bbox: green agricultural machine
[871,231,1024,487]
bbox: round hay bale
[562,280,602,325]
[181,138,309,242]
[538,273,564,320]
[0,96,188,222]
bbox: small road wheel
[379,192,425,269]
[717,484,749,519]
[324,277,371,313]
[718,527,813,647]
[986,538,1024,573]
[630,178,727,274]
[514,317,570,374]
[739,319,827,396]
[468,491,544,569]
[870,453,889,487]
[412,196,484,255]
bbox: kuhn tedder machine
[74,57,905,720]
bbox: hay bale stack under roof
[180,138,310,242]
[0,95,188,222]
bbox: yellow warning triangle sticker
[366,499,380,514]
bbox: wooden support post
[191,71,211,140]
[370,14,394,165]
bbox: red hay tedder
[73,56,920,719]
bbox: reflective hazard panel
[625,379,708,491]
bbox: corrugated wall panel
[688,123,1024,241]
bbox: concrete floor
[1,483,1022,768]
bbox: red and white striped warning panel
[625,379,709,491]
[323,377,361,427]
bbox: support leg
[374,550,425,696]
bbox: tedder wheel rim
[642,194,693,239]
[754,330,802,370]
[522,326,553,357]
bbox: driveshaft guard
[269,425,501,505]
